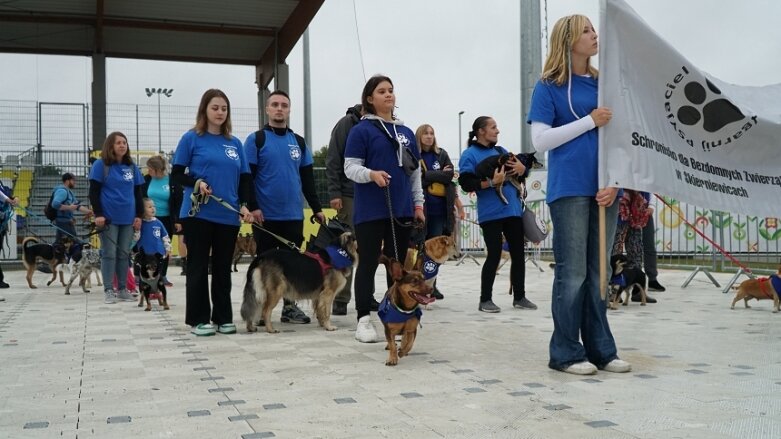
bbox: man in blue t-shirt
[52,173,92,245]
[245,90,325,325]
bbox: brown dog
[404,235,457,289]
[232,233,256,272]
[730,266,781,313]
[378,256,434,366]
[21,237,69,289]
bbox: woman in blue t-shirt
[344,75,425,343]
[89,131,144,305]
[142,155,183,287]
[458,117,533,314]
[171,89,260,337]
[527,14,630,376]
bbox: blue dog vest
[378,295,422,324]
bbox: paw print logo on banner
[676,79,745,133]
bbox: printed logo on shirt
[122,168,134,181]
[224,145,239,160]
[153,226,161,238]
[396,133,411,148]
[162,184,170,191]
[289,144,302,161]
[432,161,441,170]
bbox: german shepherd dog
[63,243,102,295]
[232,233,256,272]
[474,152,543,204]
[378,256,434,366]
[609,254,648,310]
[134,250,169,311]
[22,237,69,289]
[240,229,358,334]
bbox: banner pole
[599,205,607,300]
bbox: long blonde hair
[541,15,599,85]
[415,124,440,154]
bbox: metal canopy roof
[0,0,324,87]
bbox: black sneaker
[513,297,538,310]
[332,301,348,316]
[647,280,666,292]
[432,287,444,300]
[0,281,9,289]
[281,303,311,324]
[632,293,657,303]
[369,298,380,312]
[478,300,501,313]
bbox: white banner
[599,0,781,218]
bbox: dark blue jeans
[548,197,619,370]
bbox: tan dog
[232,233,256,272]
[404,235,457,287]
[378,256,434,366]
[730,266,781,313]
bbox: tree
[312,145,328,168]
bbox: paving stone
[401,392,423,398]
[23,421,49,429]
[464,387,486,393]
[106,416,131,424]
[334,398,357,404]
[229,414,259,421]
[544,404,572,411]
[262,403,286,410]
[585,420,618,428]
[242,433,275,439]
[187,410,210,417]
[218,400,246,406]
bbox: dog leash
[188,183,301,252]
[18,205,88,244]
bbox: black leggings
[480,216,526,302]
[354,218,413,320]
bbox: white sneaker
[562,361,598,375]
[603,359,632,373]
[354,315,379,343]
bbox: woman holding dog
[89,131,145,305]
[458,117,535,314]
[172,89,260,337]
[527,14,631,375]
[344,74,425,343]
[142,155,182,287]
[416,124,460,300]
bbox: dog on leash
[240,228,358,334]
[609,254,648,310]
[378,256,434,366]
[474,152,543,204]
[730,266,781,313]
[63,243,103,295]
[232,233,256,272]
[134,249,169,311]
[404,235,457,305]
[22,237,69,289]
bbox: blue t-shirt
[137,217,168,255]
[51,184,78,221]
[173,129,249,226]
[147,176,170,217]
[89,159,144,225]
[245,129,313,221]
[458,144,523,224]
[527,75,600,203]
[421,150,446,217]
[345,119,419,225]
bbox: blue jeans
[548,197,619,370]
[100,224,134,292]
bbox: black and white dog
[63,243,103,295]
[134,249,169,311]
[608,254,648,309]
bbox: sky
[1,0,779,157]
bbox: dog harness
[378,294,422,324]
[304,245,353,277]
[758,274,781,299]
[421,253,440,281]
[610,273,627,287]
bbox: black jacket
[325,105,362,200]
[422,148,457,236]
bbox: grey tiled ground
[1,259,780,438]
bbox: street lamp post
[145,88,173,153]
[457,110,465,157]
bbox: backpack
[44,192,57,221]
[252,128,307,177]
